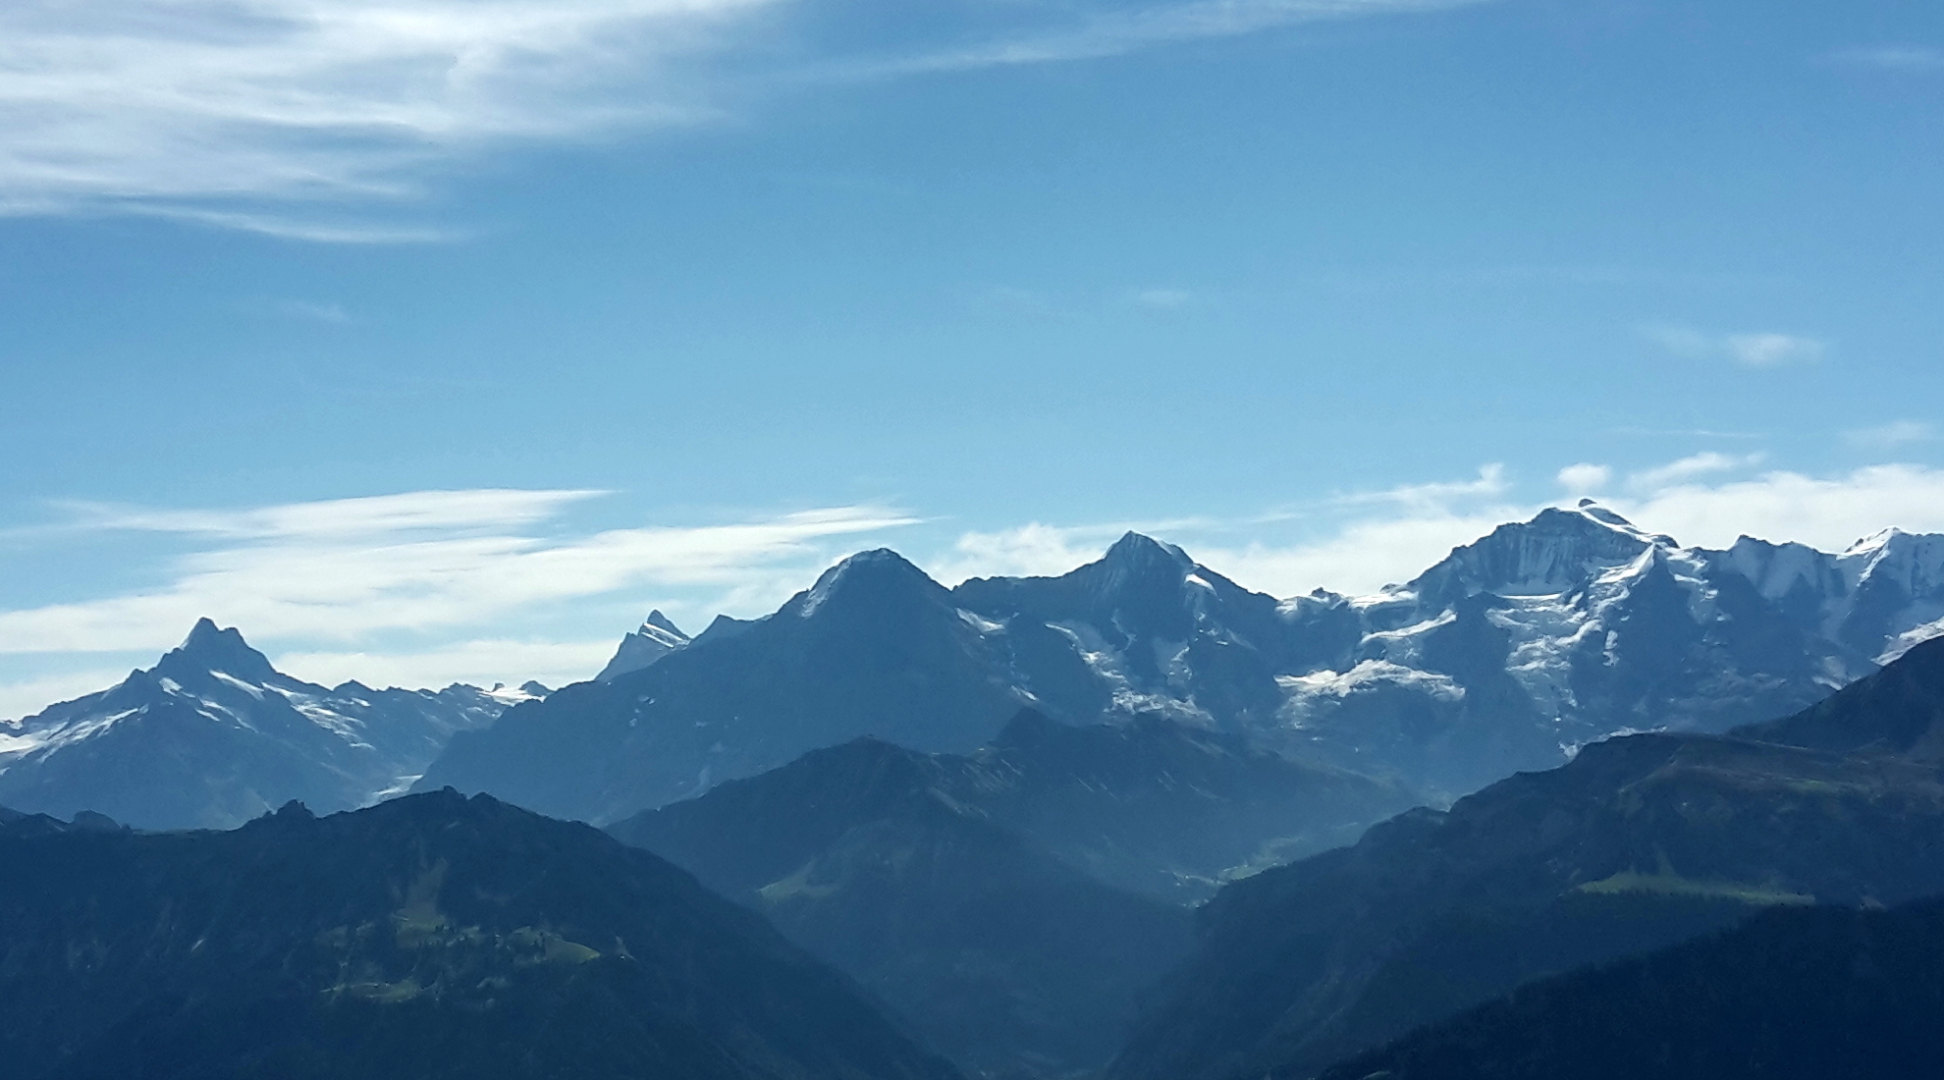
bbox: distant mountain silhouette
[0,620,519,829]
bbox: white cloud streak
[868,0,1490,74]
[1556,463,1612,495]
[1827,45,1944,72]
[0,0,781,230]
[3,0,1496,237]
[0,491,917,655]
[1847,420,1937,448]
[1643,324,1826,368]
[1624,451,1763,493]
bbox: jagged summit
[596,609,693,682]
[642,609,686,641]
[157,618,278,683]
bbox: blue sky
[3,0,1942,715]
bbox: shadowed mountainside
[1110,637,1944,1080]
[0,790,960,1080]
[1318,896,1944,1080]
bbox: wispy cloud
[1132,287,1194,309]
[1624,451,1764,493]
[1826,45,1944,72]
[0,491,916,656]
[1643,324,1826,368]
[272,299,353,323]
[0,0,782,236]
[865,0,1491,75]
[1556,463,1612,495]
[2,0,1496,239]
[1847,420,1937,448]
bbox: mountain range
[4,508,1944,1077]
[0,789,958,1080]
[1107,636,1944,1080]
[420,504,1944,820]
[0,620,532,830]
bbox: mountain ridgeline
[420,505,1944,821]
[0,620,528,830]
[0,790,959,1080]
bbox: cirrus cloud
[0,491,917,657]
[1,0,1502,239]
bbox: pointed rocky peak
[642,610,689,644]
[156,618,279,684]
[1103,531,1192,570]
[1086,531,1205,594]
[794,548,952,620]
[596,610,693,683]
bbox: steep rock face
[1109,644,1944,1080]
[0,620,515,829]
[1318,897,1944,1080]
[0,790,959,1080]
[418,550,1035,821]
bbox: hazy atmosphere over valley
[3,1,1943,1078]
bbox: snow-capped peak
[1407,504,1668,604]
